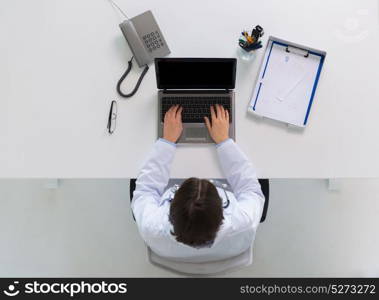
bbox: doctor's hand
[163,105,183,143]
[204,104,229,144]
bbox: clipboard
[248,36,326,127]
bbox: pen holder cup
[237,47,256,61]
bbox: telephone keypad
[142,31,165,53]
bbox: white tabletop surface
[0,0,378,178]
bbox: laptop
[155,58,236,143]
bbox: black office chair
[129,179,269,223]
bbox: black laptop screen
[155,58,236,89]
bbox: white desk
[0,0,378,178]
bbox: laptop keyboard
[161,96,232,123]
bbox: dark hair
[169,177,223,247]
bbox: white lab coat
[131,138,264,263]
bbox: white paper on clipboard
[249,38,325,127]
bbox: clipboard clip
[286,45,309,58]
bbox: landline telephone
[119,10,170,68]
[109,1,170,98]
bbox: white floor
[0,179,378,277]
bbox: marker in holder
[239,25,264,51]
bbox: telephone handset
[117,10,171,98]
[119,10,170,67]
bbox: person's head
[169,177,223,247]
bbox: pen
[243,31,249,41]
[246,35,254,44]
[242,31,254,45]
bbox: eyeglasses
[107,100,117,134]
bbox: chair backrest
[258,178,269,222]
[148,246,252,276]
[130,178,269,275]
[129,178,269,223]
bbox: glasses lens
[112,101,117,114]
[109,117,116,133]
[108,101,117,134]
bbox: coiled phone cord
[116,56,149,98]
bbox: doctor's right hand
[204,104,229,144]
[163,105,183,143]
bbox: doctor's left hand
[163,105,183,143]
